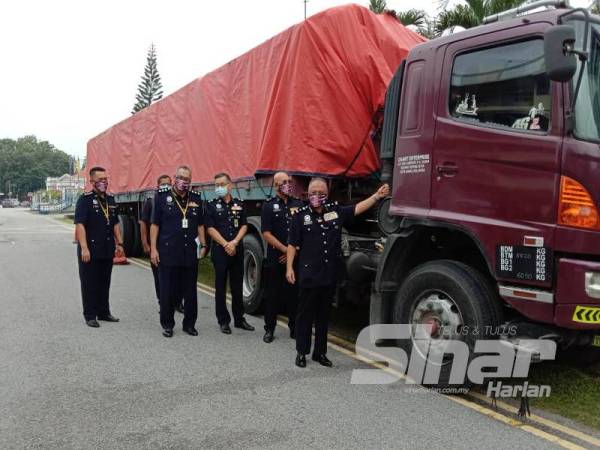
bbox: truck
[87,2,600,384]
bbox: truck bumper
[554,258,600,330]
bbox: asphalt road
[0,208,562,449]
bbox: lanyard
[98,197,110,224]
[172,192,189,219]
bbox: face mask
[278,182,292,196]
[94,180,108,193]
[159,183,170,190]
[309,194,327,208]
[215,186,228,198]
[175,179,190,192]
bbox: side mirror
[544,25,578,82]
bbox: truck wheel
[242,234,265,314]
[118,215,134,257]
[393,260,502,389]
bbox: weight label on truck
[397,154,430,175]
[496,245,552,283]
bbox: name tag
[324,211,338,222]
[182,219,189,229]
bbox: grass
[526,361,600,429]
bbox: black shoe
[295,353,307,368]
[312,354,333,367]
[289,328,296,339]
[98,315,119,322]
[86,319,100,328]
[183,327,198,336]
[220,324,232,334]
[263,330,274,343]
[234,319,255,331]
[175,304,184,314]
[162,329,173,338]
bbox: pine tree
[132,44,164,114]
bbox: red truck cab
[374,4,600,368]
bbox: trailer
[88,2,600,386]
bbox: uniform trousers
[263,262,298,333]
[78,257,113,321]
[295,285,335,356]
[152,263,183,308]
[213,252,245,325]
[158,264,198,330]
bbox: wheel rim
[410,290,464,365]
[243,250,258,300]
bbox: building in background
[45,173,85,191]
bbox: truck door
[390,50,435,218]
[431,27,562,289]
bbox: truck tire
[393,260,502,389]
[118,215,134,257]
[243,234,265,314]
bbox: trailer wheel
[118,215,134,257]
[242,234,265,314]
[393,260,501,389]
[131,218,143,257]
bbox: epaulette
[158,186,170,194]
[84,191,93,196]
[323,201,338,208]
[189,190,201,198]
[298,205,310,213]
[265,196,276,202]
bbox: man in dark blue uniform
[139,174,184,312]
[287,177,389,367]
[150,165,207,338]
[205,172,255,334]
[74,166,124,328]
[260,171,303,343]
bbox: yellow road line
[124,257,595,449]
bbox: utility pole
[304,0,308,19]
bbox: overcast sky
[0,0,589,158]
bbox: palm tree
[397,9,428,30]
[369,0,387,14]
[436,0,528,34]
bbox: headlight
[585,272,600,299]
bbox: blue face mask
[215,186,228,198]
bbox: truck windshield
[571,20,600,142]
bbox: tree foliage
[369,0,387,14]
[436,0,528,34]
[0,136,71,199]
[132,43,164,114]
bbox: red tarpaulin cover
[86,4,425,193]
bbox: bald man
[287,178,389,368]
[260,171,304,343]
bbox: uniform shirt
[205,197,247,259]
[288,202,355,288]
[74,191,119,260]
[260,195,303,265]
[151,187,204,267]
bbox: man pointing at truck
[287,178,389,368]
